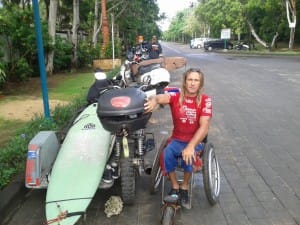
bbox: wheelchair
[150,135,221,224]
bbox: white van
[190,37,211,49]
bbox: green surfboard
[45,103,112,224]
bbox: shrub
[53,37,73,73]
[99,38,122,59]
[14,58,33,81]
[77,41,99,68]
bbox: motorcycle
[25,68,170,224]
[235,42,250,50]
[117,50,170,91]
[127,42,150,63]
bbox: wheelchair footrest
[163,195,179,204]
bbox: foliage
[0,5,51,81]
[14,58,33,81]
[0,95,86,190]
[164,0,299,47]
[99,38,122,59]
[52,37,73,73]
[0,0,164,86]
[109,0,163,48]
[77,41,97,67]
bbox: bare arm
[182,116,211,165]
[144,93,170,113]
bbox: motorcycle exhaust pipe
[144,163,152,175]
[143,147,155,175]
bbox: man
[147,35,162,59]
[144,68,212,205]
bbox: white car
[190,37,211,49]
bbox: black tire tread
[120,141,136,205]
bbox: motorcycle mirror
[126,51,134,61]
[142,75,151,85]
[94,71,107,80]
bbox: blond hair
[179,68,204,106]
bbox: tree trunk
[72,0,80,69]
[289,28,295,49]
[101,0,109,57]
[92,0,99,47]
[270,32,279,49]
[247,20,269,48]
[285,0,296,49]
[46,0,58,76]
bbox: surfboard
[131,56,187,76]
[45,103,112,225]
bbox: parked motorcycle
[235,42,250,50]
[25,68,170,224]
[117,51,170,90]
[127,42,150,63]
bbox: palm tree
[101,0,109,56]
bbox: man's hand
[144,97,157,113]
[182,145,195,165]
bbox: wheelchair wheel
[202,143,220,205]
[150,136,168,194]
[161,206,175,225]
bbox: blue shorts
[162,139,204,173]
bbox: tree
[46,0,58,75]
[71,0,79,68]
[285,0,296,49]
[101,0,109,57]
[92,0,100,47]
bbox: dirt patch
[0,74,73,121]
[0,98,69,121]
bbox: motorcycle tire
[120,142,136,205]
[120,157,136,205]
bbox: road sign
[221,28,231,39]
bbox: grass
[47,73,95,101]
[0,72,95,147]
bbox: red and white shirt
[168,92,212,142]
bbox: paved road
[3,43,300,225]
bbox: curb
[0,173,28,225]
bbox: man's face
[185,72,201,96]
[152,36,157,43]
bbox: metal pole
[32,0,50,119]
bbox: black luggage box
[97,87,151,132]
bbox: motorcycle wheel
[120,142,136,205]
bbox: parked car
[190,37,211,49]
[204,39,233,51]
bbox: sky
[156,0,197,31]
